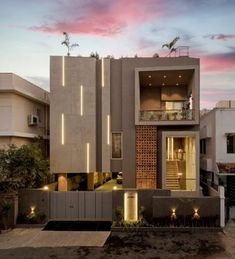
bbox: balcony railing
[140,109,194,121]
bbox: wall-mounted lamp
[171,208,177,220]
[30,206,35,215]
[43,185,49,191]
[193,208,200,220]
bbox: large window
[112,132,122,159]
[227,135,235,153]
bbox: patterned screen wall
[136,126,157,188]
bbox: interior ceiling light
[162,83,165,86]
[164,75,167,78]
[176,83,179,86]
[149,83,152,86]
[148,75,152,78]
[179,75,182,78]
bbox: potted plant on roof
[162,37,180,57]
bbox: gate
[49,191,113,221]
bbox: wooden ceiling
[139,69,194,88]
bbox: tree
[162,37,180,56]
[0,139,49,194]
[89,51,100,59]
[61,32,79,56]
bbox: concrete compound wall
[152,196,220,218]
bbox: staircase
[166,161,180,190]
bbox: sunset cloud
[30,0,167,36]
[205,34,235,41]
[201,51,235,73]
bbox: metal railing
[140,109,194,121]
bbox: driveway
[0,228,110,249]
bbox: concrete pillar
[219,186,225,227]
[58,173,67,191]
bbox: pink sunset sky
[1,0,235,108]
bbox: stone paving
[0,228,110,249]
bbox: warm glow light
[148,75,151,78]
[179,75,182,78]
[80,85,83,116]
[107,115,110,145]
[162,83,165,86]
[62,56,65,87]
[30,206,35,215]
[43,186,49,191]
[171,208,177,220]
[101,58,104,87]
[61,113,64,145]
[113,186,117,190]
[176,83,179,86]
[164,75,167,78]
[149,83,152,86]
[124,191,138,222]
[86,143,90,173]
[193,208,200,220]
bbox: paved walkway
[0,228,110,249]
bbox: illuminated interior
[166,136,196,191]
[139,69,195,121]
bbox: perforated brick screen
[136,126,157,188]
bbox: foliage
[115,207,124,223]
[89,51,100,59]
[0,138,49,194]
[162,37,180,56]
[0,199,12,229]
[152,53,159,58]
[61,32,79,56]
[0,200,12,217]
[17,212,46,224]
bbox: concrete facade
[200,101,235,189]
[50,56,200,195]
[0,73,49,149]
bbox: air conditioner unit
[28,114,39,126]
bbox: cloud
[29,0,168,37]
[204,34,235,41]
[201,51,235,73]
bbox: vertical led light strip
[171,137,174,160]
[86,143,90,173]
[61,113,64,145]
[62,56,65,87]
[80,85,83,116]
[167,137,170,160]
[101,58,104,87]
[107,115,110,145]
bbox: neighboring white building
[0,73,49,149]
[200,100,235,205]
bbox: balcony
[140,109,193,122]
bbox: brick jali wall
[136,126,157,188]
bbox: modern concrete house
[0,73,49,149]
[50,55,200,196]
[200,100,235,206]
